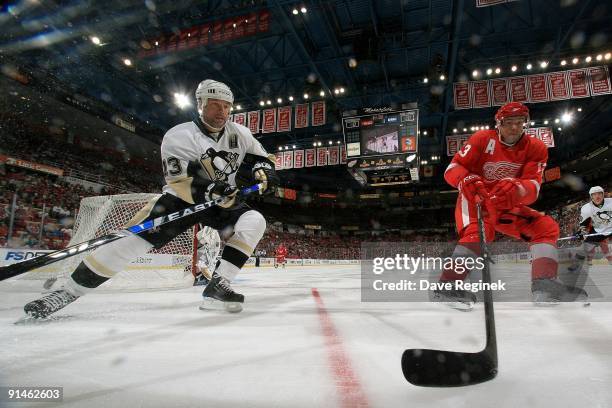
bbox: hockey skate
[23,289,79,319]
[431,286,476,311]
[199,273,244,313]
[531,278,588,305]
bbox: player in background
[434,101,587,310]
[193,224,222,286]
[275,242,287,268]
[24,79,279,317]
[569,186,612,270]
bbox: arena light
[560,60,567,66]
[472,70,479,78]
[453,128,458,133]
[259,101,265,107]
[423,77,429,83]
[526,63,532,70]
[328,141,333,145]
[340,87,345,93]
[266,100,272,105]
[572,57,579,64]
[300,7,307,13]
[334,88,340,94]
[235,104,242,110]
[154,41,159,46]
[463,128,467,132]
[543,120,549,125]
[486,68,493,75]
[293,145,296,149]
[558,127,562,131]
[288,96,294,101]
[562,112,573,123]
[539,61,548,68]
[406,154,417,163]
[554,118,560,123]
[278,146,283,151]
[173,93,191,109]
[423,130,428,135]
[90,36,101,45]
[511,65,517,72]
[312,142,317,147]
[319,90,325,97]
[494,67,501,74]
[530,121,535,126]
[317,141,322,147]
[439,74,445,80]
[596,54,603,61]
[605,53,611,60]
[277,97,283,103]
[337,140,341,144]
[421,160,428,165]
[577,107,582,112]
[303,93,309,99]
[585,56,592,63]
[292,8,298,15]
[123,58,132,66]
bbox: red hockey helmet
[495,102,529,122]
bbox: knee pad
[225,210,266,257]
[83,235,154,278]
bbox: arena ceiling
[1,0,611,192]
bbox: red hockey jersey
[444,130,547,206]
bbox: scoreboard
[342,108,419,159]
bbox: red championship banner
[588,66,612,96]
[510,76,529,102]
[524,127,538,138]
[275,153,283,170]
[340,144,347,164]
[283,151,294,169]
[211,21,223,43]
[248,110,260,134]
[446,134,470,156]
[258,10,270,32]
[295,103,308,128]
[293,149,304,168]
[328,146,339,165]
[490,78,509,106]
[316,147,327,166]
[568,69,590,98]
[305,148,316,167]
[311,101,326,126]
[233,112,246,126]
[262,108,276,133]
[284,188,297,201]
[471,81,491,108]
[527,74,549,103]
[544,166,561,183]
[245,12,258,36]
[277,106,291,132]
[537,127,555,148]
[453,82,471,109]
[547,71,570,100]
[223,19,234,42]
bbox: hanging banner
[340,144,347,164]
[477,0,507,6]
[277,106,292,132]
[248,110,260,134]
[471,81,491,108]
[328,146,339,165]
[490,78,510,106]
[527,74,549,103]
[547,71,570,100]
[275,153,283,170]
[525,127,555,148]
[569,69,590,98]
[311,101,326,126]
[305,148,316,167]
[294,149,304,168]
[283,151,294,169]
[317,147,328,166]
[510,76,529,102]
[453,82,471,109]
[295,103,309,128]
[262,108,276,133]
[446,134,471,156]
[588,66,612,96]
[233,112,246,126]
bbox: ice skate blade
[199,297,243,313]
[439,301,474,312]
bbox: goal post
[20,194,199,291]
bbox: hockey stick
[558,232,611,241]
[401,199,498,387]
[0,183,263,281]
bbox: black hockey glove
[252,160,279,195]
[205,181,239,208]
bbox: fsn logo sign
[5,251,48,261]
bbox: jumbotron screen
[342,109,419,159]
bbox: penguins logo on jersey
[200,148,239,182]
[596,211,611,223]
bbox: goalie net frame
[19,193,200,291]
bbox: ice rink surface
[1,265,611,408]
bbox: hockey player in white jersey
[24,79,279,317]
[569,186,612,271]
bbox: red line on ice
[311,288,369,408]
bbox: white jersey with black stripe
[160,119,269,199]
[580,198,612,235]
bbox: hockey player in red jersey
[435,102,587,309]
[275,243,288,268]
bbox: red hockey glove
[458,174,489,203]
[489,178,525,210]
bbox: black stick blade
[402,348,497,387]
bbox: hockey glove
[252,161,280,195]
[458,174,489,203]
[205,181,239,209]
[576,225,589,240]
[488,178,525,210]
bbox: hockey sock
[530,243,558,279]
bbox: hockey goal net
[21,194,198,291]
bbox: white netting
[20,194,197,291]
